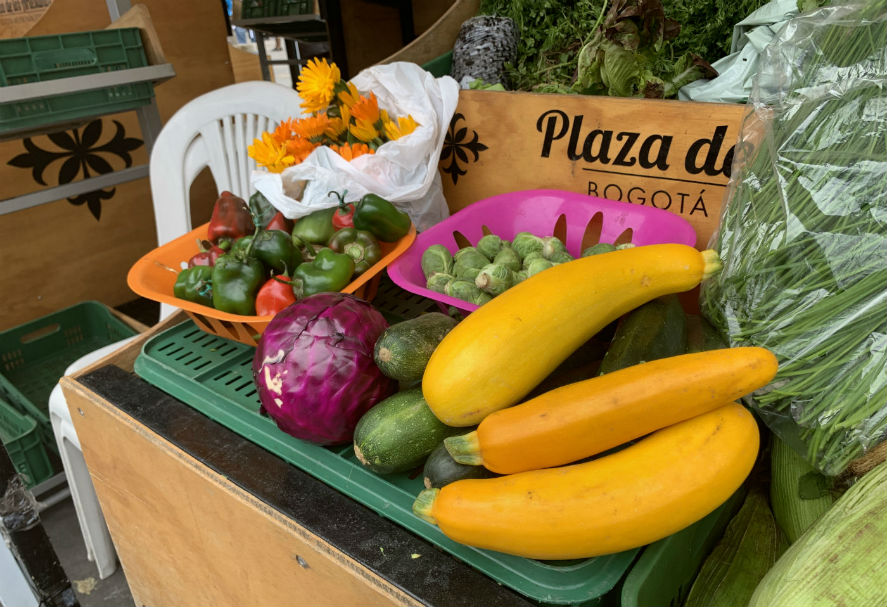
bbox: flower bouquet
[249,58,459,231]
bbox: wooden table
[59,313,534,607]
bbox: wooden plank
[61,376,421,607]
[440,89,748,249]
[105,3,168,67]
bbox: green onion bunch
[701,0,887,476]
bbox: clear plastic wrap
[700,0,887,476]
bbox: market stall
[3,0,886,605]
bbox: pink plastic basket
[387,189,698,313]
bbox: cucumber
[353,388,462,475]
[685,313,728,353]
[598,294,687,375]
[422,440,496,489]
[373,312,459,383]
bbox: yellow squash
[413,402,759,560]
[422,243,722,426]
[445,346,777,474]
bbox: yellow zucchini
[413,402,759,560]
[445,347,777,474]
[422,244,722,426]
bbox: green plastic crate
[240,0,314,19]
[422,52,453,78]
[620,488,746,607]
[0,396,55,487]
[0,301,139,448]
[134,319,639,606]
[0,28,154,134]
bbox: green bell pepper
[230,235,254,257]
[253,229,303,274]
[352,193,411,242]
[211,253,265,315]
[173,265,214,307]
[249,191,278,229]
[291,248,355,298]
[291,207,337,245]
[327,227,382,274]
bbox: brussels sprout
[453,259,483,282]
[581,242,618,257]
[445,279,484,302]
[526,258,555,277]
[453,247,490,269]
[549,251,575,264]
[475,263,515,296]
[476,234,506,259]
[541,236,568,260]
[521,251,546,268]
[493,246,521,271]
[472,291,494,306]
[615,242,636,250]
[513,270,528,283]
[421,244,454,279]
[426,272,455,293]
[511,232,544,259]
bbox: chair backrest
[148,80,304,248]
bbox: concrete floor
[40,494,135,607]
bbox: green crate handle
[33,48,97,71]
[18,323,61,345]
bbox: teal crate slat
[0,395,55,487]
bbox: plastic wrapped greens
[700,0,887,476]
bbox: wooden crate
[439,89,747,249]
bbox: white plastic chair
[47,80,304,579]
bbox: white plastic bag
[252,61,460,231]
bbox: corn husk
[770,434,835,543]
[749,461,887,607]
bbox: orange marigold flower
[248,132,295,173]
[331,143,375,161]
[284,136,320,164]
[351,92,381,125]
[349,117,380,143]
[292,113,331,141]
[271,118,299,144]
[324,116,347,140]
[336,81,361,109]
[383,114,420,141]
[296,58,341,114]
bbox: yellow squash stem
[444,432,483,466]
[412,488,440,524]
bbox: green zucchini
[373,312,459,383]
[422,440,495,489]
[599,294,687,375]
[685,313,727,353]
[353,388,462,475]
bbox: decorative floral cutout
[440,113,488,186]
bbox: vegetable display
[700,0,887,475]
[413,403,759,560]
[252,292,397,445]
[422,243,722,426]
[443,347,777,474]
[373,313,459,384]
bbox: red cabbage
[252,292,397,445]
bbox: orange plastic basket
[127,222,416,346]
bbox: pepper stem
[444,431,483,466]
[412,489,440,525]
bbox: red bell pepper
[266,211,294,233]
[328,190,356,230]
[187,239,226,268]
[207,191,255,244]
[255,275,297,316]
